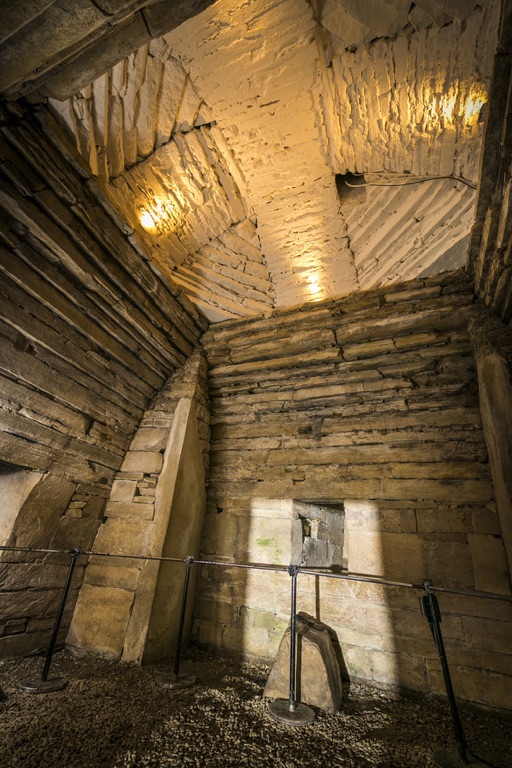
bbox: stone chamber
[0,1,512,766]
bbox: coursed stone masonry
[195,270,512,712]
[0,105,205,659]
[67,351,210,662]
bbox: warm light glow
[442,95,456,122]
[138,195,185,235]
[464,93,486,126]
[140,210,157,231]
[425,84,487,130]
[306,273,325,301]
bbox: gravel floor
[0,649,510,768]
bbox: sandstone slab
[263,613,342,712]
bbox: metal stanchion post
[421,582,492,768]
[268,565,315,726]
[19,547,82,694]
[157,556,197,690]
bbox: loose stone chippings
[0,650,510,768]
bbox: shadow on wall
[191,270,512,717]
[194,489,512,719]
[244,498,401,691]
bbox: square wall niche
[291,500,345,569]
[247,498,345,569]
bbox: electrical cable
[344,174,476,189]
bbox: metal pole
[157,556,196,690]
[288,564,298,711]
[19,547,82,694]
[421,582,471,766]
[267,564,315,726]
[42,548,80,681]
[174,556,194,678]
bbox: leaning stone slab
[263,612,342,712]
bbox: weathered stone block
[0,562,71,591]
[427,660,512,712]
[200,510,238,558]
[468,534,511,594]
[66,507,83,519]
[342,338,396,360]
[10,474,77,549]
[84,563,141,591]
[93,518,153,555]
[0,589,61,620]
[393,332,442,349]
[235,570,289,614]
[421,538,474,589]
[109,479,137,503]
[240,606,289,633]
[222,622,282,660]
[235,516,293,565]
[462,616,512,655]
[192,617,226,650]
[82,494,108,520]
[263,614,343,712]
[129,428,168,452]
[416,507,468,533]
[66,584,134,660]
[470,503,501,534]
[0,630,48,659]
[250,498,295,518]
[104,501,155,520]
[49,517,101,552]
[0,470,43,546]
[343,644,399,685]
[346,530,423,582]
[120,451,163,473]
[194,597,236,624]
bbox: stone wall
[195,270,512,711]
[0,104,206,658]
[67,351,210,663]
[470,0,512,325]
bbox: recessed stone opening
[335,172,367,207]
[291,500,346,570]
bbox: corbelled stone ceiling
[1,0,501,321]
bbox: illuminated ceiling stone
[45,0,499,322]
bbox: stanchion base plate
[156,673,196,690]
[434,748,492,767]
[18,676,68,694]
[267,699,316,726]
